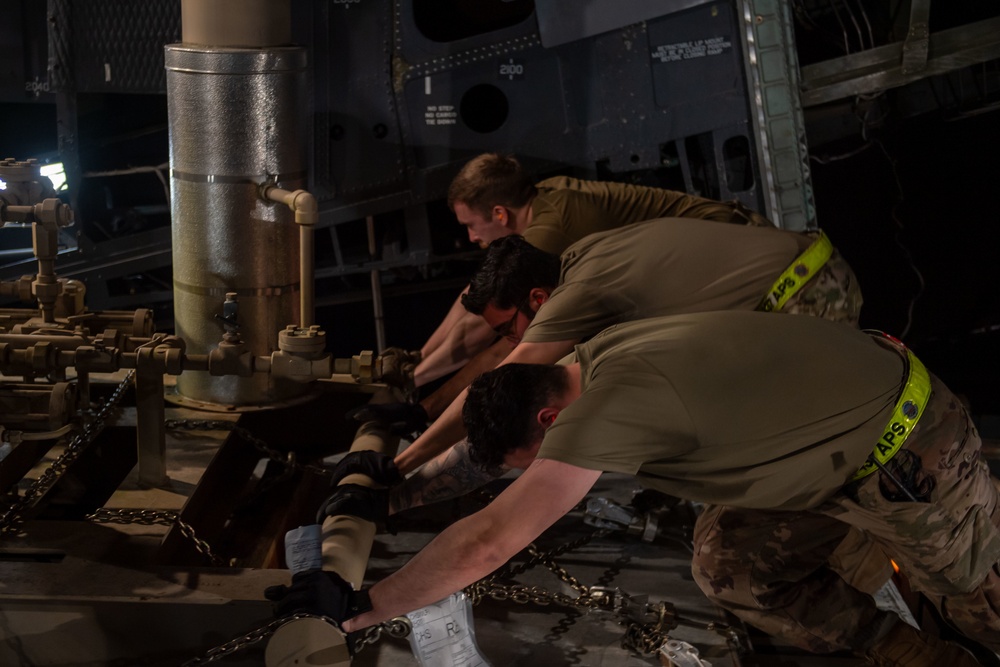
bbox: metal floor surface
[3,397,995,666]
[350,470,873,667]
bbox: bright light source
[0,178,6,191]
[39,163,68,191]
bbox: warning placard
[424,104,458,126]
[652,36,732,63]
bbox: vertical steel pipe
[261,185,318,329]
[165,2,307,407]
[300,223,314,329]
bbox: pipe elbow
[290,190,318,226]
[261,184,318,225]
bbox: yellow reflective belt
[758,231,834,313]
[851,341,932,482]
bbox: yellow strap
[758,231,834,312]
[851,346,932,482]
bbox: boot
[862,621,981,666]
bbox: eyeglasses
[493,300,531,341]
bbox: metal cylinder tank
[165,44,307,407]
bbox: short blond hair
[447,153,537,217]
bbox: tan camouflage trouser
[690,236,879,652]
[782,245,863,326]
[693,374,1000,654]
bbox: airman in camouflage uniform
[693,231,901,652]
[782,246,863,326]
[693,373,1000,657]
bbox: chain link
[1,371,135,535]
[529,544,591,597]
[46,418,289,567]
[180,527,624,663]
[181,612,335,666]
[351,616,413,653]
[462,526,701,655]
[165,419,332,476]
[622,619,670,655]
[0,401,696,661]
[0,380,666,658]
[164,422,676,656]
[181,613,410,666]
[87,507,226,566]
[1,413,332,565]
[465,529,611,611]
[497,529,609,580]
[466,580,602,610]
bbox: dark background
[2,0,998,419]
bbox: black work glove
[316,483,394,533]
[347,402,429,438]
[263,568,372,622]
[375,347,421,390]
[327,450,404,488]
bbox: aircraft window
[414,0,535,43]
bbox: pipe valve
[214,292,241,338]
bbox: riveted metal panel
[313,0,407,201]
[49,0,180,94]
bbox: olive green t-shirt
[523,176,770,255]
[536,312,902,510]
[521,218,812,344]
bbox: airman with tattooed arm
[387,438,502,514]
[270,313,991,667]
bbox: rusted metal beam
[800,16,1000,107]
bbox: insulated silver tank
[165,44,307,407]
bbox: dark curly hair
[461,236,561,315]
[463,363,569,470]
[447,153,538,218]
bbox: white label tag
[873,579,920,629]
[284,524,323,574]
[406,591,491,666]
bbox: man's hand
[375,347,422,391]
[316,483,393,532]
[327,450,404,488]
[263,569,372,621]
[346,402,429,438]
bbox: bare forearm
[414,313,497,387]
[398,339,574,474]
[342,513,510,631]
[394,388,470,474]
[420,288,469,359]
[342,460,601,633]
[390,440,501,513]
[420,339,514,419]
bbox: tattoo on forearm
[390,441,502,513]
